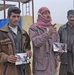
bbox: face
[8,12,20,27]
[42,10,51,20]
[67,14,74,26]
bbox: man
[29,7,60,75]
[0,7,31,75]
[58,10,74,75]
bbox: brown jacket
[0,24,31,75]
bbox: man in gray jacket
[58,10,74,75]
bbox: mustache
[70,20,74,21]
[47,16,51,19]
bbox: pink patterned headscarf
[35,7,52,28]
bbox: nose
[47,12,50,15]
[15,17,19,20]
[71,17,74,20]
[70,16,74,20]
[47,13,51,17]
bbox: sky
[0,0,73,24]
[34,0,73,24]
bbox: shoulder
[29,24,40,32]
[22,29,27,33]
[29,24,38,30]
[29,24,44,31]
[21,29,29,36]
[58,24,66,31]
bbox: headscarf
[35,7,52,28]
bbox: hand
[26,51,32,58]
[47,24,57,35]
[57,56,61,61]
[7,55,17,63]
[57,50,64,53]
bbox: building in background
[0,0,34,31]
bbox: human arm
[0,45,17,63]
[29,25,57,47]
[24,32,32,58]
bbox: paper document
[15,53,29,65]
[53,42,67,52]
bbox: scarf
[35,7,52,28]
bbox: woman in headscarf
[29,7,59,75]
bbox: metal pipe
[4,0,6,18]
[18,2,20,9]
[73,0,74,9]
[32,0,34,23]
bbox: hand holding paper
[15,53,30,65]
[53,42,67,53]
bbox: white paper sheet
[15,53,29,65]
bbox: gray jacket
[58,24,68,64]
[58,23,74,73]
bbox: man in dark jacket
[0,7,32,75]
[58,10,74,75]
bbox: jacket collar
[62,22,68,29]
[0,23,26,35]
[0,24,8,32]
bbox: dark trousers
[67,72,73,75]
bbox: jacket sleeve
[24,32,31,50]
[58,26,63,40]
[0,31,9,63]
[55,32,60,42]
[29,26,49,47]
[0,45,8,63]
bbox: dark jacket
[58,23,74,73]
[0,24,31,75]
[58,24,68,64]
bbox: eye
[12,15,20,18]
[42,11,50,15]
[12,16,16,18]
[17,16,20,18]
